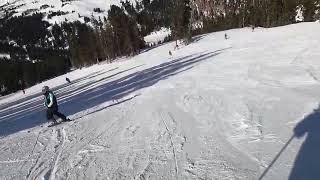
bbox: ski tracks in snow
[24,126,68,180]
[48,128,66,180]
[160,112,179,179]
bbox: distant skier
[252,25,255,32]
[66,77,71,83]
[174,42,179,50]
[224,33,229,40]
[169,50,172,56]
[0,84,7,96]
[18,79,25,94]
[42,86,70,126]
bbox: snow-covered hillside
[1,22,320,179]
[0,0,138,23]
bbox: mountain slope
[0,22,320,179]
[0,0,138,23]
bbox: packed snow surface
[1,22,320,179]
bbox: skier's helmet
[42,86,50,94]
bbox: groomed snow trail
[1,22,320,179]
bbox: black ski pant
[46,106,67,122]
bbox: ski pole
[258,134,295,180]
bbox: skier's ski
[48,119,73,127]
[48,122,61,127]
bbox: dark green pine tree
[301,0,320,21]
[103,18,116,61]
[171,0,192,44]
[108,5,144,56]
[51,23,68,50]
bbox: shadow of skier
[289,105,320,180]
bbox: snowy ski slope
[0,22,320,179]
[0,0,139,23]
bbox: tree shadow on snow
[0,48,227,138]
[0,67,119,119]
[0,66,132,126]
[289,105,320,180]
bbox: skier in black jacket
[42,86,70,125]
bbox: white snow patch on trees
[296,5,305,22]
[144,28,171,46]
[0,53,10,59]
